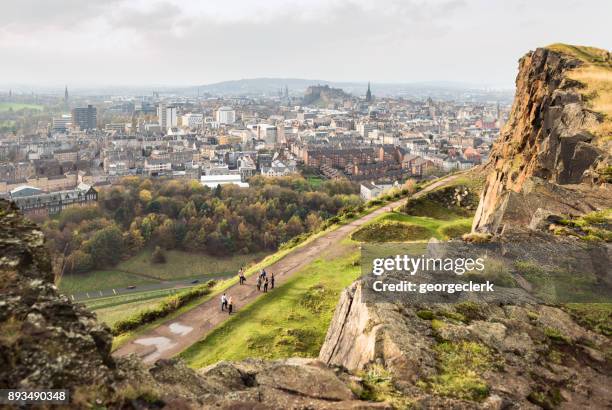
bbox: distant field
[58,249,268,294]
[0,102,43,112]
[59,270,158,295]
[84,288,182,311]
[116,249,267,280]
[180,247,361,368]
[0,120,16,130]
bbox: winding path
[112,175,459,363]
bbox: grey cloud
[0,0,124,29]
[0,0,610,87]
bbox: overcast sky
[1,0,611,88]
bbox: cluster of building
[0,83,508,216]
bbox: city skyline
[1,0,611,88]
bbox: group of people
[220,293,233,314]
[256,269,274,293]
[237,267,275,292]
[221,267,277,314]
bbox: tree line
[42,176,361,275]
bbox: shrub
[151,246,166,264]
[416,310,434,320]
[563,303,612,336]
[427,341,493,401]
[527,388,563,409]
[112,282,213,335]
[440,221,472,239]
[544,327,572,345]
[462,232,492,243]
[454,301,486,322]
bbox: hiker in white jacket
[221,293,227,311]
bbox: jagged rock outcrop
[0,200,390,409]
[320,279,611,409]
[472,46,611,234]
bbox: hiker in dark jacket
[228,296,233,314]
[270,273,275,289]
[263,277,269,293]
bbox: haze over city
[1,0,612,407]
[2,0,612,89]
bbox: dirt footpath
[112,176,458,363]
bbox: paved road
[113,175,459,363]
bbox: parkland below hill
[112,173,466,363]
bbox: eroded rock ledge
[320,278,611,409]
[473,47,611,234]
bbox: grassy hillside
[180,246,361,368]
[179,201,471,368]
[351,212,472,243]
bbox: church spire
[365,81,372,102]
[64,85,69,109]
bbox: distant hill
[2,79,514,102]
[189,78,513,102]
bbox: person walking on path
[239,268,246,285]
[256,276,261,291]
[263,277,269,293]
[221,293,227,311]
[228,296,233,314]
[270,273,275,289]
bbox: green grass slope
[179,246,361,368]
[351,212,472,242]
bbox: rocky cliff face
[472,46,611,234]
[320,279,611,408]
[319,45,612,408]
[0,200,388,409]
